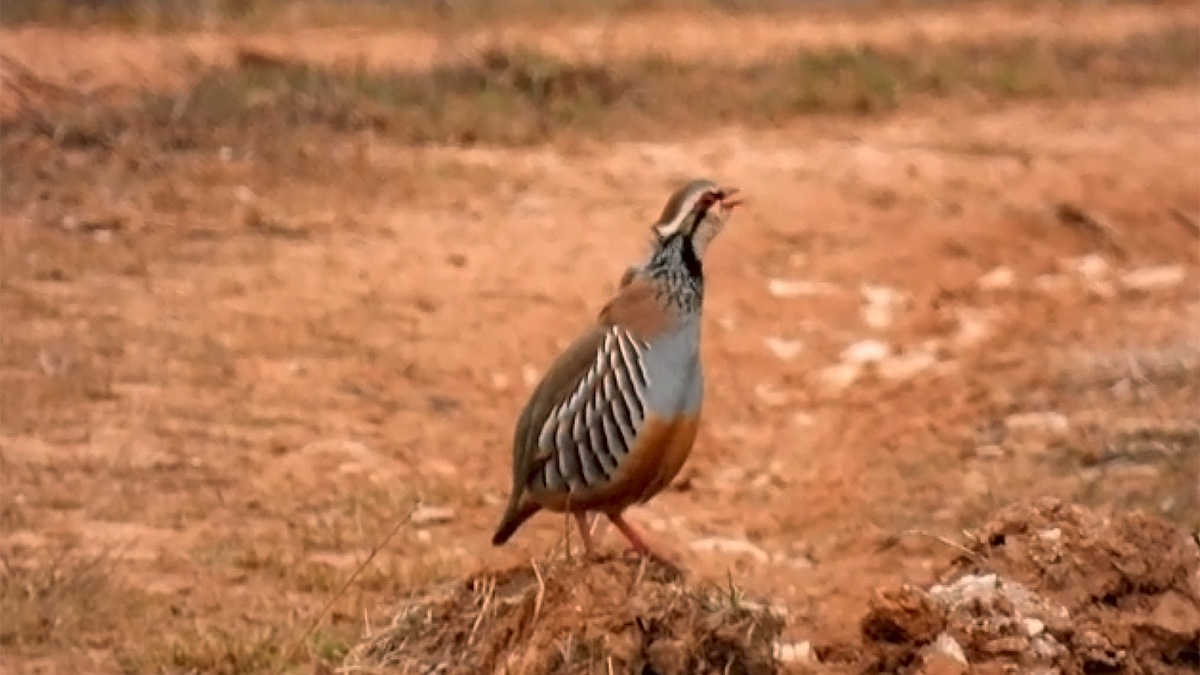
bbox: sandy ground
[1,2,1198,673]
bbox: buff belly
[528,412,701,514]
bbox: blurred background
[1,0,1197,673]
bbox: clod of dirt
[853,499,1200,674]
[341,554,784,675]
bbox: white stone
[521,364,540,388]
[1037,528,1062,544]
[977,266,1016,290]
[841,339,892,364]
[764,336,804,361]
[1069,254,1110,280]
[818,363,861,392]
[774,641,816,664]
[1005,412,1070,436]
[860,283,904,329]
[753,383,789,407]
[879,350,938,381]
[954,308,994,348]
[411,505,456,526]
[932,632,969,666]
[768,278,841,298]
[1121,265,1186,291]
[690,537,770,563]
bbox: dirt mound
[341,553,784,675]
[855,498,1200,674]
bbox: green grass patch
[3,25,1198,152]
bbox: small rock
[954,308,994,348]
[774,641,817,664]
[753,383,789,407]
[1024,618,1046,636]
[878,350,938,381]
[521,364,540,388]
[860,283,904,329]
[818,362,861,393]
[1029,635,1066,663]
[1084,279,1117,299]
[922,632,968,669]
[490,372,510,392]
[768,278,841,298]
[234,185,257,206]
[1037,528,1062,544]
[411,505,456,526]
[422,458,459,478]
[982,635,1029,655]
[1121,265,1185,291]
[842,339,892,365]
[792,412,817,427]
[690,536,770,563]
[1004,411,1070,436]
[977,266,1015,290]
[416,530,432,543]
[1068,254,1110,280]
[763,336,804,361]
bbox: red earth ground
[1,2,1197,673]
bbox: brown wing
[531,324,651,494]
[510,276,667,498]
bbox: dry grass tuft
[341,555,785,675]
[3,25,1196,154]
[0,543,158,651]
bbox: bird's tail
[491,498,541,546]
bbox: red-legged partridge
[491,179,742,566]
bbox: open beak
[718,187,744,210]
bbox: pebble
[521,364,540,388]
[690,536,770,563]
[411,505,456,526]
[1068,254,1110,280]
[1004,411,1070,436]
[818,362,861,393]
[954,308,994,347]
[878,350,938,381]
[422,458,460,478]
[768,278,841,298]
[763,336,804,361]
[933,632,969,666]
[842,339,892,364]
[774,641,817,664]
[977,266,1015,290]
[860,283,904,329]
[753,383,789,407]
[1120,265,1186,291]
[1037,528,1062,544]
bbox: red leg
[607,511,684,573]
[573,512,597,557]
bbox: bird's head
[651,179,743,258]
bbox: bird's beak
[718,187,744,210]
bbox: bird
[491,178,742,567]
